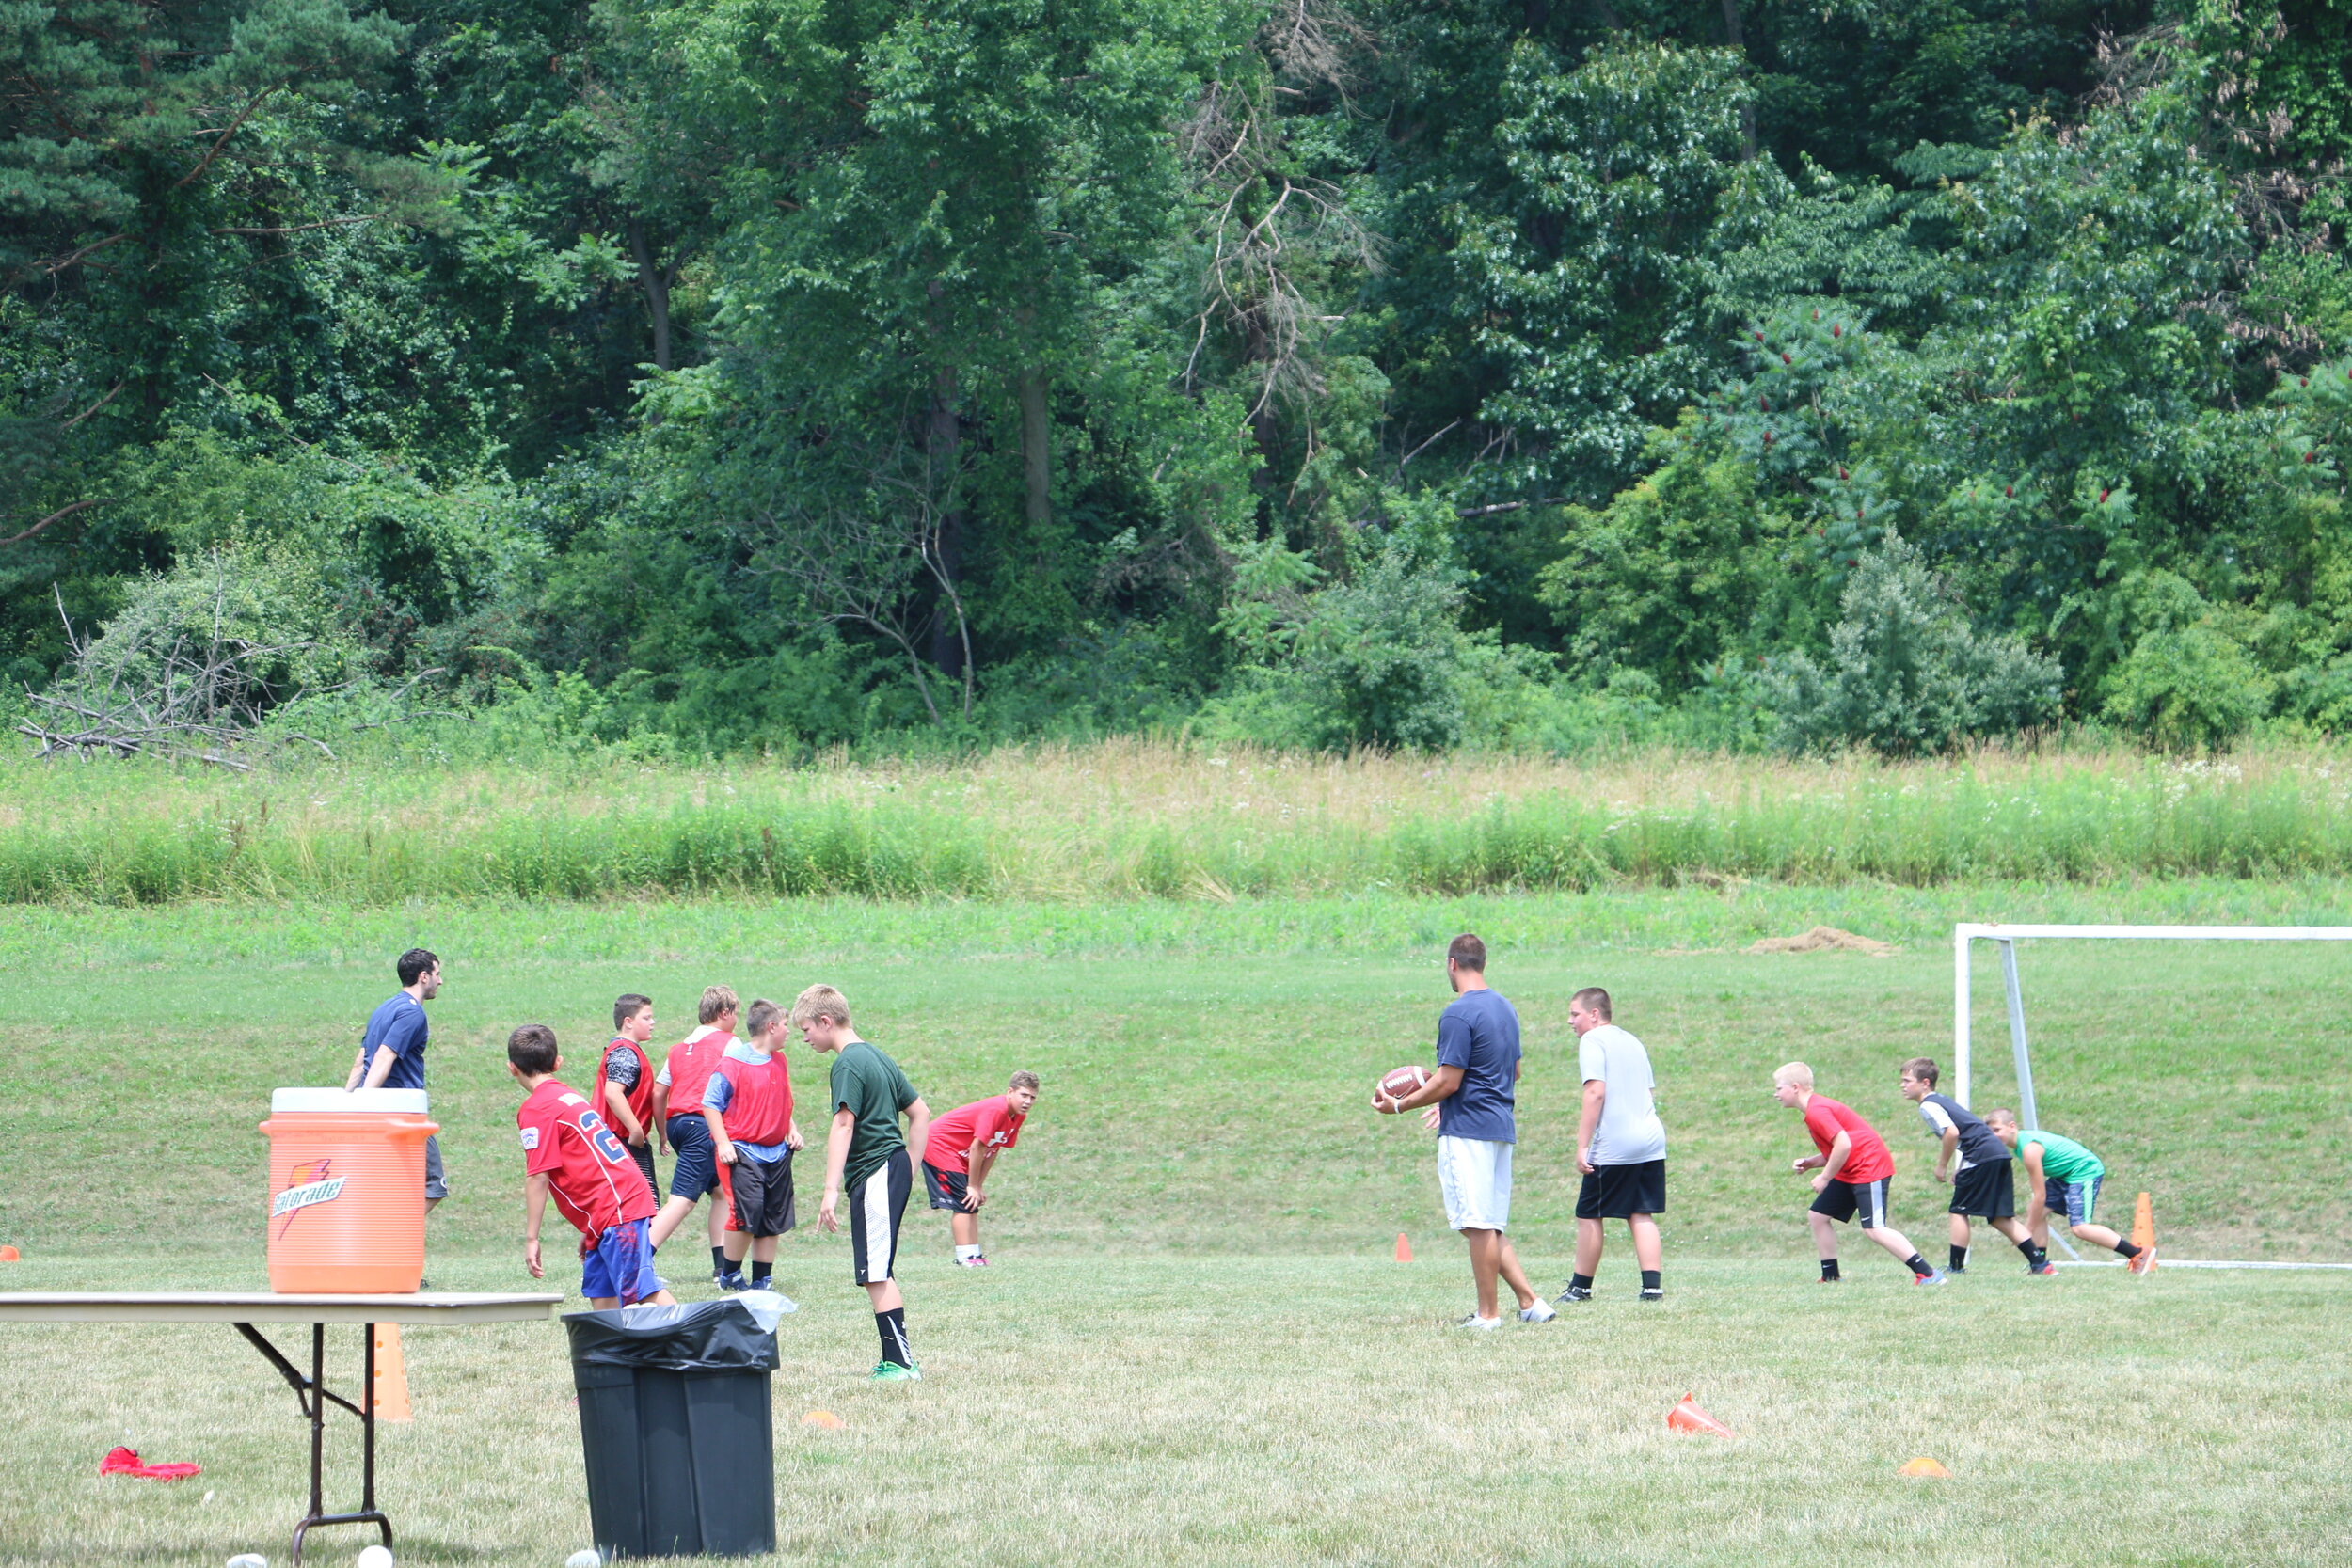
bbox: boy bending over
[1898,1057,2044,1275]
[1772,1062,1947,1286]
[510,1024,675,1308]
[1983,1110,2154,1275]
[921,1071,1040,1266]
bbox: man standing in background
[1559,987,1666,1303]
[1375,934,1551,1329]
[346,948,446,1211]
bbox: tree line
[5,0,2349,758]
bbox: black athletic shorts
[725,1150,797,1238]
[627,1138,658,1194]
[1810,1176,1892,1229]
[922,1160,974,1212]
[1949,1160,2015,1219]
[848,1148,913,1285]
[1575,1159,1666,1220]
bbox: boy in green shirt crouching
[797,983,932,1380]
[1983,1110,2154,1275]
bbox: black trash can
[564,1297,780,1558]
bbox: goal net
[1953,923,2352,1268]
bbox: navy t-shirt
[1435,988,1520,1143]
[361,993,430,1092]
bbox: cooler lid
[270,1087,430,1114]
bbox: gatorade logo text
[273,1157,343,1236]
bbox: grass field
[3,885,2348,1564]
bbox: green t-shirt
[831,1039,917,1191]
[2020,1129,2103,1185]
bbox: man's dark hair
[1901,1056,1940,1087]
[614,993,653,1031]
[1572,987,1613,1021]
[507,1023,559,1074]
[398,948,438,987]
[1447,933,1486,972]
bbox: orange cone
[802,1410,845,1430]
[2133,1193,2155,1256]
[1666,1394,1735,1438]
[0,1246,19,1261]
[1898,1456,1952,1478]
[1394,1232,1413,1262]
[371,1323,412,1423]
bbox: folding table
[0,1291,562,1564]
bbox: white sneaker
[1518,1301,1556,1323]
[1454,1313,1504,1330]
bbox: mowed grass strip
[0,1254,2344,1567]
[5,895,2346,1261]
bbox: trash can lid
[270,1087,430,1114]
[564,1296,781,1370]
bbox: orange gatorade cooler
[261,1088,438,1293]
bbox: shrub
[1766,536,2061,754]
[2103,623,2276,752]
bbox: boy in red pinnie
[597,993,661,1193]
[921,1070,1040,1266]
[704,998,804,1292]
[1772,1061,1947,1286]
[511,1023,675,1308]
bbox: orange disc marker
[1898,1456,1952,1478]
[802,1410,845,1431]
[0,1246,19,1261]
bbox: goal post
[1952,923,2352,1125]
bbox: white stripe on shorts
[856,1164,896,1282]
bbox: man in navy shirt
[1375,934,1551,1328]
[346,947,447,1209]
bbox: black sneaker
[1555,1284,1593,1303]
[1639,1288,1663,1302]
[718,1270,750,1291]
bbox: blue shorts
[2045,1174,2103,1227]
[582,1217,664,1305]
[667,1114,721,1200]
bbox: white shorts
[1437,1135,1513,1232]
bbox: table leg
[230,1323,393,1566]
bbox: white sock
[955,1244,980,1261]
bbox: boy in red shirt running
[649,985,740,1285]
[597,994,661,1194]
[921,1071,1040,1266]
[1772,1062,1947,1286]
[509,1024,675,1308]
[704,998,804,1292]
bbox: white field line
[2052,1259,2352,1270]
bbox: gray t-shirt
[1577,1023,1666,1165]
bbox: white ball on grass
[356,1546,394,1568]
[564,1551,605,1568]
[227,1555,268,1568]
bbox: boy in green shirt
[796,983,933,1379]
[1982,1110,2154,1275]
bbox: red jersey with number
[596,1037,656,1135]
[660,1028,734,1119]
[923,1094,1027,1174]
[707,1042,795,1147]
[1803,1095,1895,1183]
[518,1079,656,1240]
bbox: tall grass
[7,740,2352,904]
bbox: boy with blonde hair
[796,984,933,1380]
[1772,1062,1947,1286]
[649,985,739,1284]
[1981,1110,2154,1275]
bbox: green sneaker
[870,1360,923,1381]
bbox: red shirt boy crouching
[510,1023,676,1309]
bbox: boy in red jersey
[921,1071,1040,1266]
[704,998,804,1292]
[509,1024,675,1308]
[597,994,661,1193]
[649,985,739,1285]
[1772,1062,1947,1286]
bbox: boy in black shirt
[1899,1058,2044,1275]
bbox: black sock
[1569,1273,1594,1292]
[1639,1270,1661,1293]
[2014,1237,2038,1259]
[752,1260,772,1285]
[876,1307,911,1367]
[712,1245,728,1274]
[1820,1259,1840,1281]
[1903,1253,1933,1276]
[2114,1239,2142,1259]
[1949,1245,1968,1272]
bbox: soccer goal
[1953,921,2352,1269]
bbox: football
[1377,1065,1430,1101]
